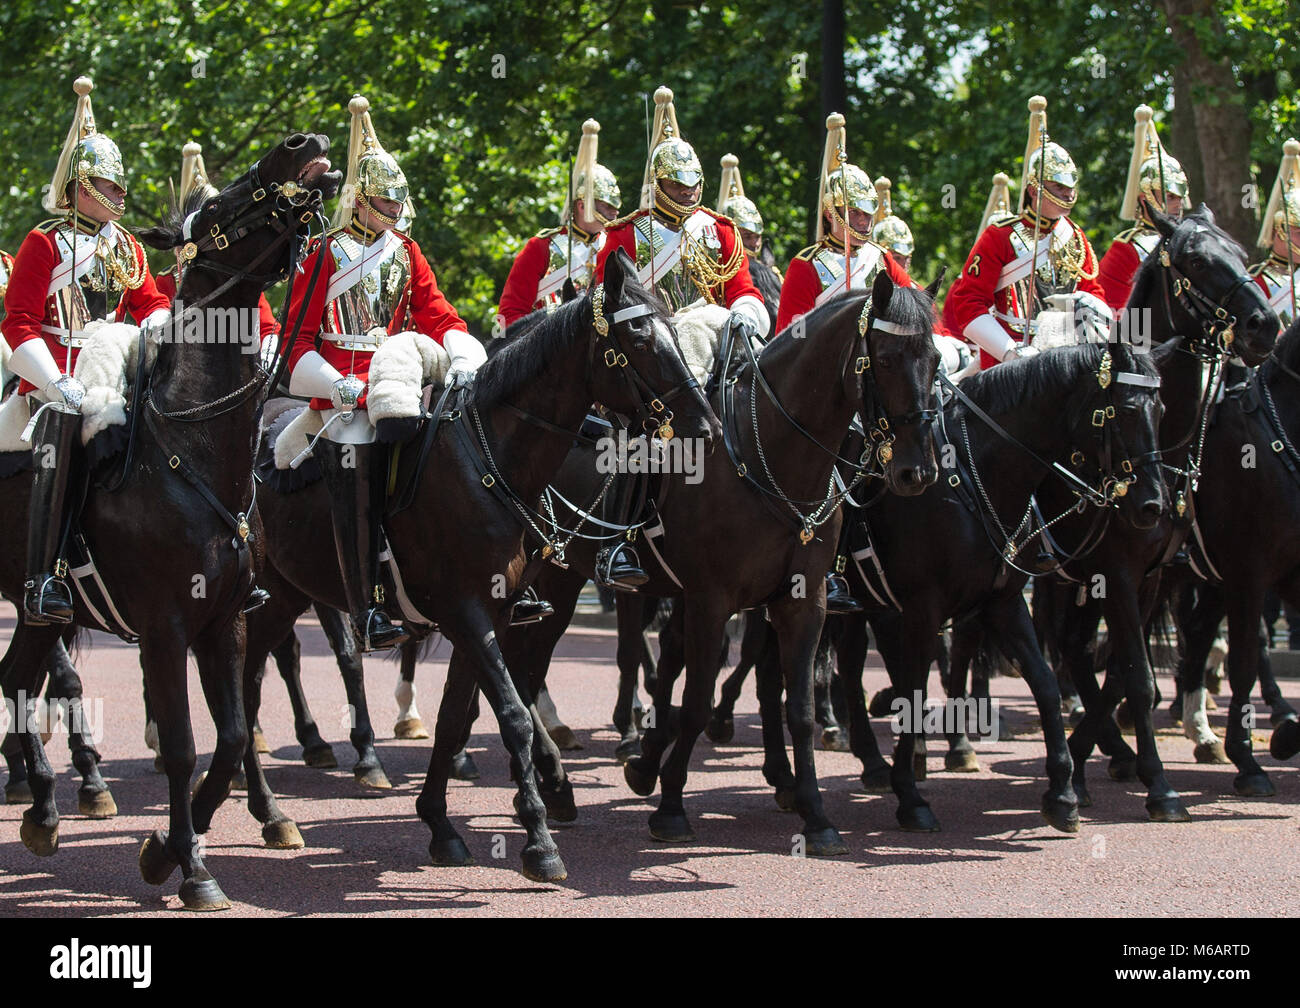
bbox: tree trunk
[1168,65,1204,213]
[1161,0,1255,246]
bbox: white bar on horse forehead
[182,211,200,241]
[873,318,926,337]
[610,304,654,323]
[1116,372,1160,388]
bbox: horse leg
[136,626,230,910]
[393,637,429,739]
[623,595,686,796]
[1269,576,1300,760]
[2,636,57,806]
[815,626,848,751]
[835,611,891,790]
[43,637,116,818]
[984,596,1078,832]
[613,595,650,762]
[707,606,763,743]
[942,619,981,773]
[1222,585,1276,797]
[1256,619,1298,725]
[417,650,481,866]
[769,594,848,855]
[450,689,482,781]
[1,623,65,854]
[1179,585,1228,763]
[314,602,387,789]
[753,620,796,808]
[873,614,940,831]
[271,621,337,768]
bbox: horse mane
[1275,313,1300,371]
[472,270,670,409]
[137,186,212,251]
[959,342,1159,419]
[765,283,934,362]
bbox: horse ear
[924,267,947,301]
[871,267,894,315]
[605,247,631,304]
[1149,201,1179,240]
[1198,202,1216,227]
[561,277,578,303]
[136,223,177,252]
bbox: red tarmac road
[1,602,1297,917]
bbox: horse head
[139,132,343,304]
[1066,340,1166,531]
[857,268,941,495]
[591,248,719,447]
[1149,204,1276,365]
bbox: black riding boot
[315,438,409,652]
[599,473,648,590]
[825,524,862,616]
[23,406,79,625]
[510,585,554,626]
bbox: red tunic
[2,222,170,394]
[593,207,763,311]
[498,233,554,327]
[286,228,466,410]
[943,216,1105,369]
[775,243,915,334]
[155,267,280,340]
[1097,238,1142,313]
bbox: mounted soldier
[2,76,170,624]
[155,142,281,366]
[1098,104,1189,312]
[1251,137,1300,330]
[286,95,486,652]
[593,85,769,589]
[775,113,914,335]
[871,176,915,275]
[717,153,781,326]
[497,119,621,328]
[944,96,1112,369]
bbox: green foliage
[0,0,1295,332]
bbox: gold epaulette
[35,218,64,234]
[535,226,563,240]
[794,243,820,262]
[699,206,736,229]
[1113,226,1142,245]
[988,212,1019,228]
[604,207,647,230]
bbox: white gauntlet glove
[442,329,487,385]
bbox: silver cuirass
[323,231,411,344]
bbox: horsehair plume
[46,75,97,213]
[873,176,892,226]
[1019,95,1048,213]
[178,140,215,207]
[564,118,600,225]
[641,85,681,208]
[1121,104,1161,222]
[1257,137,1300,248]
[716,153,744,212]
[815,112,847,242]
[978,171,1013,240]
[334,93,374,227]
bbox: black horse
[0,134,341,909]
[233,250,718,882]
[1020,206,1276,820]
[480,271,942,854]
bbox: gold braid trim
[681,226,743,304]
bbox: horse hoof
[521,847,568,884]
[20,814,58,856]
[1146,796,1191,822]
[1233,772,1275,797]
[1076,786,1093,809]
[153,754,165,773]
[547,725,583,751]
[302,743,338,770]
[542,785,578,824]
[614,738,642,764]
[897,806,941,832]
[5,780,34,805]
[78,786,117,819]
[179,875,231,912]
[138,830,179,885]
[648,810,695,843]
[623,759,657,797]
[1107,756,1137,782]
[1270,718,1300,761]
[1193,741,1229,765]
[262,820,305,849]
[253,729,271,755]
[804,827,849,857]
[705,717,734,744]
[860,765,892,793]
[429,836,473,867]
[1041,797,1080,834]
[394,717,430,740]
[450,752,480,781]
[355,766,392,790]
[231,769,247,791]
[774,787,797,812]
[868,686,897,718]
[944,750,980,773]
[820,728,850,752]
